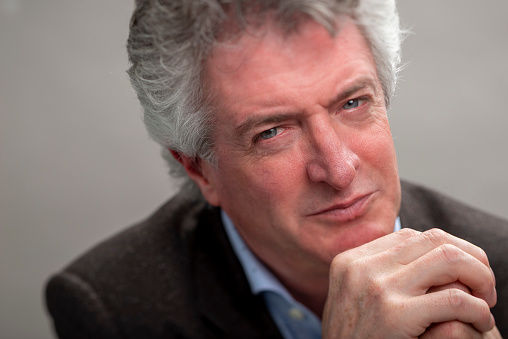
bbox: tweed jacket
[45,181,508,338]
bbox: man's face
[198,18,401,280]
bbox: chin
[330,220,392,255]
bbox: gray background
[0,0,507,338]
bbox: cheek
[216,154,300,203]
[355,119,397,170]
[250,159,302,201]
[246,153,307,210]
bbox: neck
[271,265,330,318]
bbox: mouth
[306,192,375,222]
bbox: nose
[305,119,359,190]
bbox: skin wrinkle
[233,77,380,141]
[128,0,403,199]
[192,17,401,316]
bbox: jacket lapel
[193,206,283,338]
[399,180,433,232]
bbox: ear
[170,150,220,206]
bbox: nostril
[305,151,358,190]
[306,162,328,184]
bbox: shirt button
[288,307,305,321]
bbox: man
[46,0,507,338]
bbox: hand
[321,228,497,338]
[421,320,501,339]
[420,282,502,339]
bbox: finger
[427,281,471,294]
[343,227,421,258]
[411,289,495,333]
[406,244,496,307]
[420,321,482,339]
[485,326,502,339]
[391,228,491,269]
[424,284,501,338]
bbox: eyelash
[253,96,369,143]
[255,126,285,142]
[258,127,279,140]
[343,98,360,109]
[340,97,368,112]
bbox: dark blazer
[45,181,508,338]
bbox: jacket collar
[193,205,283,338]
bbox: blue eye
[343,99,359,109]
[259,127,279,140]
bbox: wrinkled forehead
[202,18,379,130]
[202,13,354,100]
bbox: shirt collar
[221,210,293,300]
[222,210,401,298]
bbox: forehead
[204,17,377,122]
[211,16,336,67]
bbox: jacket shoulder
[45,194,212,338]
[400,180,508,241]
[46,272,120,339]
[400,180,508,334]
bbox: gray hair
[127,0,402,200]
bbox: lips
[306,192,375,222]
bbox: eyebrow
[235,113,302,138]
[234,76,378,137]
[326,77,379,108]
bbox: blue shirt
[221,210,401,339]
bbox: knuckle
[332,255,382,293]
[397,227,419,238]
[446,288,467,311]
[436,243,463,265]
[421,228,448,245]
[329,257,343,277]
[485,272,496,293]
[476,246,489,266]
[330,251,353,273]
[330,253,364,283]
[444,288,492,324]
[439,321,472,339]
[476,300,493,324]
